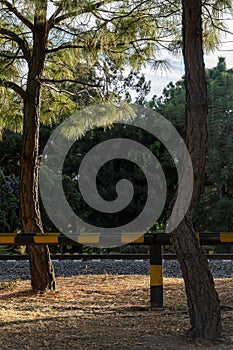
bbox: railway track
[0,253,233,260]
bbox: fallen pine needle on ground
[0,275,232,350]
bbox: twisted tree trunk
[170,0,221,339]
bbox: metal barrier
[1,232,233,245]
[0,232,233,307]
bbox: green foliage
[55,115,177,230]
[0,131,21,175]
[149,80,186,137]
[0,88,23,136]
[0,131,21,253]
[0,171,19,233]
[153,57,233,232]
[0,0,231,134]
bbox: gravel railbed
[0,259,232,281]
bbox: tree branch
[0,27,31,64]
[53,25,80,37]
[41,78,101,88]
[218,49,233,51]
[46,35,157,54]
[0,52,24,60]
[1,0,34,31]
[0,79,26,99]
[41,82,77,97]
[203,4,233,36]
[46,43,84,53]
[51,1,105,26]
[48,5,63,28]
[42,82,99,101]
[0,48,21,70]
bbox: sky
[144,20,233,99]
[47,3,233,100]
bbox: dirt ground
[0,275,233,350]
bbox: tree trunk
[170,0,221,339]
[20,5,55,291]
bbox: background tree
[204,58,233,231]
[153,57,233,233]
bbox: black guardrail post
[149,243,163,307]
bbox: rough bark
[170,0,221,339]
[20,5,55,291]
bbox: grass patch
[0,280,17,290]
